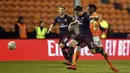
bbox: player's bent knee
[95,47,104,54]
[60,43,65,49]
[90,49,96,54]
[68,39,78,47]
[96,48,108,57]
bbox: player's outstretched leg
[68,47,74,63]
[67,46,81,70]
[60,43,68,61]
[61,48,72,65]
[63,47,75,66]
[95,47,119,72]
[61,48,68,60]
[73,46,81,65]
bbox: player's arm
[89,14,99,29]
[47,24,53,33]
[70,17,78,25]
[68,17,78,31]
[48,17,58,33]
[90,19,97,28]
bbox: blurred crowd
[0,16,59,39]
[0,13,129,39]
[0,15,111,39]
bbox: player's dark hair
[18,16,24,20]
[17,16,24,22]
[40,21,43,24]
[57,6,65,9]
[74,5,83,12]
[87,4,97,11]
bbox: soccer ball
[8,41,16,50]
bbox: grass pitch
[0,60,129,73]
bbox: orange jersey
[89,12,102,37]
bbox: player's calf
[68,47,74,63]
[95,47,108,58]
[102,52,108,58]
[59,43,68,60]
[60,42,74,64]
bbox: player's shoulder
[91,12,99,18]
[79,12,88,19]
[83,12,87,16]
[89,12,100,21]
[65,14,73,18]
[92,12,99,15]
[55,15,60,18]
[83,14,90,19]
[54,15,61,20]
[65,14,75,21]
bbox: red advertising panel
[0,39,130,61]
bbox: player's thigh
[60,35,71,49]
[83,35,95,49]
[79,42,87,48]
[93,36,103,47]
[67,34,83,47]
[67,39,79,47]
[59,36,66,49]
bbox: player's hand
[68,24,73,31]
[71,20,78,25]
[47,24,53,33]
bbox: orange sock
[103,52,113,68]
[105,58,113,68]
[73,51,80,65]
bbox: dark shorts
[74,33,95,49]
[79,42,86,48]
[59,35,71,45]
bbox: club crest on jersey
[58,20,60,22]
[64,19,67,22]
[81,17,84,19]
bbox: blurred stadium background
[0,0,130,38]
[0,0,130,73]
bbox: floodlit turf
[0,60,129,73]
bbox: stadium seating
[0,0,74,32]
[0,0,130,33]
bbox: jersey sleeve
[67,14,75,22]
[70,16,75,22]
[90,13,99,21]
[53,17,58,25]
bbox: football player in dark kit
[67,5,119,72]
[48,6,76,65]
[67,5,94,69]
